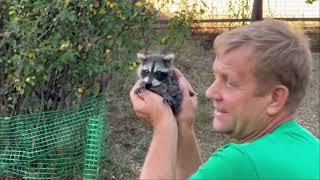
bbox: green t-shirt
[189,120,320,180]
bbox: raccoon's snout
[143,77,161,88]
[143,77,153,88]
[146,81,161,88]
[145,82,152,88]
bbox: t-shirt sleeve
[189,144,258,180]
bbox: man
[130,19,319,179]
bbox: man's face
[206,45,271,141]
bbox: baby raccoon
[134,53,182,115]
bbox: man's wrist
[154,115,177,132]
[177,119,195,131]
[177,125,196,142]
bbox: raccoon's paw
[135,81,147,95]
[134,86,145,95]
[163,95,176,107]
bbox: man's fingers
[130,80,145,111]
[175,68,184,80]
[130,80,141,94]
[130,80,143,99]
[189,91,198,97]
[130,80,163,106]
[175,69,197,97]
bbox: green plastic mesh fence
[0,94,107,179]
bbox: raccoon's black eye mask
[155,71,168,81]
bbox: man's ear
[137,53,147,63]
[163,54,175,65]
[266,85,289,116]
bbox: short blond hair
[214,19,312,113]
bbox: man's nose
[206,80,222,101]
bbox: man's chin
[212,118,233,134]
[213,128,233,135]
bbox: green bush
[0,0,203,116]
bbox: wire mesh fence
[152,1,319,35]
[151,1,319,52]
[0,94,107,180]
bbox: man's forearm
[140,120,178,180]
[176,125,202,179]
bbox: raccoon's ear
[137,53,147,63]
[163,54,175,65]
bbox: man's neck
[238,113,295,144]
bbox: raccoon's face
[137,53,175,88]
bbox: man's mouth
[213,107,229,119]
[215,107,227,113]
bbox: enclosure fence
[0,94,107,180]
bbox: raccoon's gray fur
[134,53,182,115]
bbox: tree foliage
[0,0,200,116]
[305,0,317,4]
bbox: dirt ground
[106,41,319,179]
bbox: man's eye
[226,80,238,88]
[226,81,233,87]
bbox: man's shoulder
[242,120,319,149]
[235,120,319,159]
[218,119,319,159]
[189,143,258,180]
[210,143,251,162]
[232,120,320,180]
[190,121,319,180]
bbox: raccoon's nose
[146,82,152,88]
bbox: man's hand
[175,69,198,128]
[130,80,178,180]
[175,69,202,179]
[130,80,175,128]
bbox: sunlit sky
[149,0,320,19]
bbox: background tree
[0,0,202,116]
